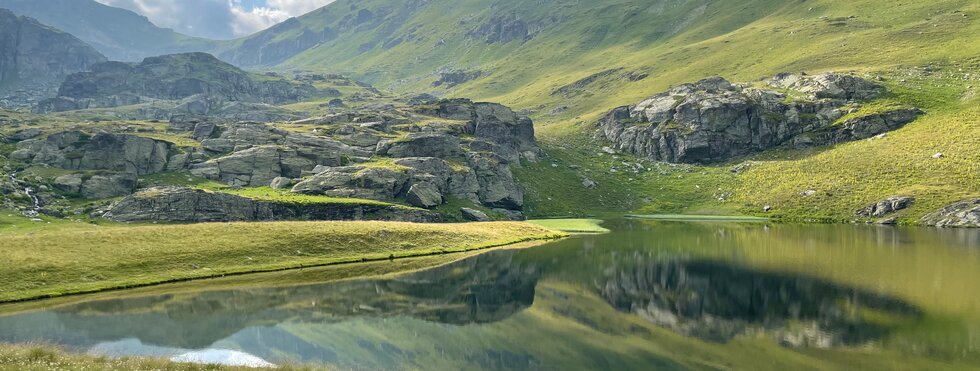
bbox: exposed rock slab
[921,199,980,228]
[105,187,440,223]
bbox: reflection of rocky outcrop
[0,249,537,349]
[599,259,920,347]
[599,73,922,163]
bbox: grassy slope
[251,0,979,221]
[0,221,563,303]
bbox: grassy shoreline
[0,220,565,304]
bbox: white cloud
[265,0,335,16]
[95,0,336,39]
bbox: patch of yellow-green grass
[0,343,318,370]
[0,220,565,303]
[527,219,610,234]
[219,186,417,209]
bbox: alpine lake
[1,218,978,370]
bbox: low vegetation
[526,219,610,233]
[0,221,564,303]
[0,343,305,371]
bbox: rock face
[190,122,366,187]
[291,99,537,213]
[53,172,137,199]
[105,187,440,223]
[0,9,106,106]
[35,53,317,113]
[599,73,922,163]
[920,199,980,228]
[856,196,915,218]
[10,131,175,175]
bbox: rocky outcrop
[104,187,440,223]
[35,53,317,113]
[52,172,138,199]
[856,196,915,218]
[599,73,922,163]
[0,9,106,106]
[190,122,367,187]
[920,199,980,228]
[10,131,174,175]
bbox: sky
[94,0,336,40]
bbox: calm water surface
[1,219,979,370]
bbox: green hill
[213,0,980,223]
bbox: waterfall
[8,173,42,221]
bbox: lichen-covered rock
[11,131,174,175]
[599,74,921,163]
[920,199,980,228]
[105,187,440,223]
[190,145,314,187]
[856,196,915,218]
[53,172,138,199]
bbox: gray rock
[493,208,525,221]
[105,187,440,223]
[461,207,491,222]
[192,121,217,140]
[191,145,314,187]
[270,176,293,189]
[599,74,920,164]
[9,128,42,141]
[378,133,462,158]
[13,131,174,175]
[53,172,137,198]
[582,178,598,189]
[79,173,138,199]
[405,182,443,209]
[856,196,915,217]
[920,199,980,228]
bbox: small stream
[8,172,43,221]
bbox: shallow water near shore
[1,219,979,370]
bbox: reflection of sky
[90,338,275,368]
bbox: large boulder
[53,172,138,198]
[406,182,443,209]
[377,133,462,158]
[599,74,921,163]
[856,196,915,218]
[190,145,314,187]
[105,187,440,223]
[920,199,980,228]
[461,207,491,222]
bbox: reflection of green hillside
[0,220,978,369]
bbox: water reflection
[0,220,977,370]
[599,259,920,346]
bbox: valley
[0,0,977,369]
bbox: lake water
[1,219,979,369]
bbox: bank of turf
[0,221,564,303]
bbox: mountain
[36,52,319,113]
[0,8,106,105]
[0,0,215,62]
